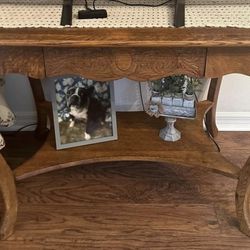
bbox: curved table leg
[0,154,17,239]
[205,77,222,138]
[236,157,250,236]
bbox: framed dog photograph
[51,77,117,150]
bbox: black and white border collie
[66,86,107,140]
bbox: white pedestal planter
[159,117,181,142]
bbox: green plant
[170,75,185,95]
[185,76,202,95]
[151,79,163,93]
[185,81,194,95]
[151,75,202,96]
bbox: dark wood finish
[0,154,17,240]
[206,48,250,77]
[236,157,250,237]
[206,78,222,138]
[44,47,206,80]
[1,131,250,248]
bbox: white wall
[1,73,250,131]
[216,74,250,131]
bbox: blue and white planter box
[183,98,195,108]
[149,104,159,113]
[172,97,183,107]
[159,104,196,118]
[162,96,173,106]
[151,96,161,105]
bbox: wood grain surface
[206,48,250,77]
[1,131,250,249]
[0,154,17,240]
[0,21,250,245]
[1,45,250,80]
[0,47,45,78]
[1,46,250,79]
[205,78,222,138]
[236,157,250,236]
[0,27,250,47]
[12,102,240,180]
[44,47,206,80]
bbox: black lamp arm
[174,0,185,27]
[61,0,73,26]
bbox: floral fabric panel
[0,78,15,127]
[0,133,5,150]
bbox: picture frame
[51,76,117,150]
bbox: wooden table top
[0,27,250,47]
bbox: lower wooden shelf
[13,101,240,181]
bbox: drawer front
[44,47,206,81]
[0,47,45,78]
[206,47,250,78]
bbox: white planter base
[159,117,181,142]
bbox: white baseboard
[116,108,250,132]
[216,112,250,131]
[0,111,37,132]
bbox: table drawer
[44,47,206,81]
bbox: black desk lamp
[61,0,185,27]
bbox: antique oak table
[0,0,250,239]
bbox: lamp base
[78,9,107,19]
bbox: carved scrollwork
[1,46,250,80]
[44,47,206,81]
[0,47,206,80]
[111,49,135,74]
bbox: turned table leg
[206,77,222,138]
[236,157,250,236]
[0,154,17,239]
